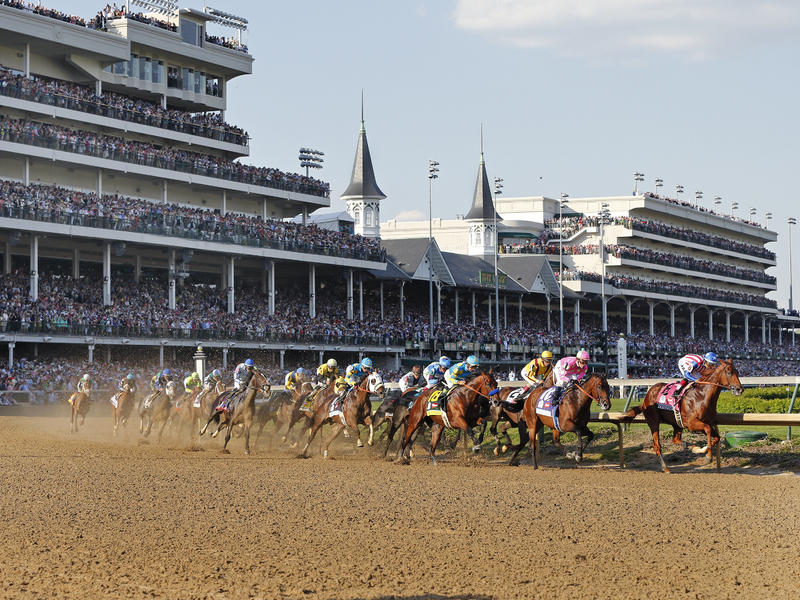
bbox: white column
[102,242,111,306]
[222,348,228,370]
[168,249,176,310]
[88,344,94,364]
[72,248,80,279]
[380,281,385,320]
[23,157,30,186]
[159,344,164,367]
[779,321,782,345]
[546,295,551,332]
[359,274,364,321]
[24,43,30,77]
[97,170,103,195]
[267,260,275,316]
[503,295,507,329]
[134,254,141,284]
[725,311,731,343]
[96,80,102,95]
[487,294,492,327]
[105,347,111,362]
[708,309,714,341]
[162,180,168,203]
[626,300,632,335]
[262,199,268,221]
[221,190,227,216]
[3,242,10,275]
[670,304,676,338]
[29,235,38,301]
[160,95,167,109]
[436,283,442,324]
[574,299,580,333]
[518,294,523,329]
[744,313,750,344]
[690,307,696,338]
[347,270,354,320]
[399,282,405,322]
[308,263,316,318]
[227,257,235,314]
[302,207,308,225]
[768,319,772,344]
[648,301,655,336]
[471,291,476,325]
[762,315,766,344]
[279,350,285,371]
[8,342,15,368]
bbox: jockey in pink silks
[551,350,590,405]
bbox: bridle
[694,364,740,392]
[572,375,609,406]
[461,374,499,401]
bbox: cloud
[452,0,800,60]
[393,210,426,221]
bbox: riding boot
[551,386,563,406]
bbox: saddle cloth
[425,390,444,417]
[328,396,344,420]
[109,393,119,409]
[193,394,202,408]
[504,387,529,412]
[215,390,236,412]
[657,382,684,411]
[535,388,561,432]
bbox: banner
[479,271,507,287]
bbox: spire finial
[480,123,485,163]
[361,90,365,131]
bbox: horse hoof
[509,460,520,467]
[281,436,287,443]
[493,447,499,456]
[323,450,329,459]
[367,440,373,447]
[289,441,298,449]
[245,449,250,456]
[501,445,509,454]
[471,445,481,453]
[356,441,364,448]
[211,431,219,438]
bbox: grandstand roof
[341,121,386,200]
[464,153,501,221]
[498,255,578,298]
[441,252,527,293]
[367,258,411,281]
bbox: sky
[65,1,800,307]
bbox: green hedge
[717,387,798,413]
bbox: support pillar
[24,42,30,77]
[574,299,580,333]
[162,180,167,203]
[29,235,38,301]
[102,242,111,306]
[88,344,94,364]
[546,295,551,331]
[267,260,275,316]
[8,342,15,368]
[97,170,102,196]
[221,190,227,216]
[762,315,766,344]
[227,257,235,314]
[779,321,782,345]
[359,274,364,322]
[96,80,102,95]
[399,281,405,322]
[134,255,141,284]
[72,248,80,279]
[167,249,176,310]
[648,301,655,336]
[744,313,750,344]
[725,311,731,343]
[380,281,384,320]
[262,199,268,221]
[471,292,476,326]
[626,300,632,336]
[436,283,441,324]
[222,348,228,370]
[302,207,308,225]
[105,347,111,362]
[669,304,676,338]
[455,291,459,325]
[708,309,713,341]
[519,294,523,329]
[23,157,30,186]
[488,294,492,327]
[308,263,316,318]
[3,242,10,275]
[279,350,285,371]
[768,319,772,344]
[319,351,324,364]
[503,295,507,329]
[690,306,697,338]
[160,95,167,109]
[347,270,354,320]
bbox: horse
[139,381,179,442]
[372,387,427,459]
[110,384,136,436]
[68,391,91,434]
[169,386,200,440]
[622,359,743,472]
[199,370,271,455]
[514,373,612,468]
[278,380,320,445]
[253,389,294,446]
[397,371,498,465]
[300,372,386,459]
[484,386,532,461]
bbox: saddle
[535,388,562,432]
[657,381,688,427]
[215,390,237,412]
[504,386,533,412]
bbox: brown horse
[300,372,385,459]
[398,371,498,465]
[199,370,271,455]
[68,391,91,434]
[139,381,180,442]
[485,387,531,461]
[623,359,743,472]
[278,381,320,444]
[111,384,136,436]
[515,373,612,468]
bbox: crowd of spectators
[0,180,383,260]
[1,0,89,27]
[0,116,329,197]
[99,4,177,32]
[560,269,777,308]
[0,67,248,145]
[205,35,248,54]
[643,191,765,230]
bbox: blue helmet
[162,368,171,376]
[212,369,221,378]
[439,356,451,369]
[704,352,719,365]
[361,357,373,369]
[466,355,479,366]
[126,373,134,380]
[244,358,255,367]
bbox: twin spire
[341,93,385,201]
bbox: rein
[573,381,598,403]
[461,377,497,401]
[693,371,737,392]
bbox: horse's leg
[508,422,528,466]
[573,426,594,466]
[365,413,374,447]
[199,412,217,436]
[530,418,542,469]
[552,430,564,452]
[398,411,423,463]
[322,421,346,459]
[383,420,399,458]
[702,422,716,464]
[300,417,323,458]
[243,423,252,456]
[221,421,233,454]
[428,422,444,466]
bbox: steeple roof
[464,153,501,221]
[341,121,386,200]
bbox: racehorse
[398,371,498,465]
[111,383,136,436]
[484,386,531,461]
[169,386,200,440]
[199,370,271,455]
[139,381,179,441]
[514,372,612,468]
[278,380,320,445]
[300,372,386,459]
[372,387,427,459]
[68,391,91,434]
[622,359,743,472]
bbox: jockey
[678,352,718,388]
[150,368,172,392]
[77,373,92,396]
[184,372,201,395]
[423,356,451,390]
[445,355,479,390]
[399,364,423,394]
[197,369,223,405]
[345,357,373,387]
[117,373,136,393]
[551,351,589,406]
[285,367,311,392]
[316,358,339,386]
[233,359,256,391]
[521,350,554,390]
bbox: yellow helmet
[541,350,553,360]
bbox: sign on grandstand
[479,271,507,287]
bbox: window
[140,57,151,81]
[113,60,126,75]
[194,71,205,94]
[167,65,180,88]
[129,54,138,79]
[364,207,373,227]
[152,61,164,84]
[182,68,193,91]
[353,207,361,225]
[180,20,203,46]
[206,75,221,97]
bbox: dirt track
[2,409,799,600]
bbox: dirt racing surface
[2,409,800,600]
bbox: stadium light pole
[749,207,757,223]
[559,193,569,348]
[427,160,439,348]
[599,203,611,332]
[298,147,324,178]
[765,212,773,229]
[695,190,703,209]
[676,184,684,204]
[493,177,503,346]
[731,201,739,218]
[633,171,644,195]
[714,196,722,214]
[789,217,796,313]
[654,178,663,196]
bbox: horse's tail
[619,404,643,422]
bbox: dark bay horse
[139,381,179,441]
[398,372,498,465]
[111,384,136,436]
[373,387,425,458]
[515,373,612,468]
[485,386,530,462]
[199,370,271,455]
[300,372,385,459]
[622,359,743,472]
[68,391,91,434]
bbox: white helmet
[82,373,90,381]
[327,358,338,369]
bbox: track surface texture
[2,411,800,600]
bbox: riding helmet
[192,372,199,378]
[361,357,373,369]
[466,355,479,366]
[541,350,553,360]
[704,352,719,364]
[439,356,451,369]
[212,369,221,378]
[82,373,90,380]
[244,358,255,367]
[126,373,134,380]
[576,350,590,361]
[326,358,338,369]
[162,368,171,376]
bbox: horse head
[473,371,499,400]
[715,359,743,396]
[367,372,387,400]
[251,371,272,398]
[165,381,176,400]
[584,373,612,411]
